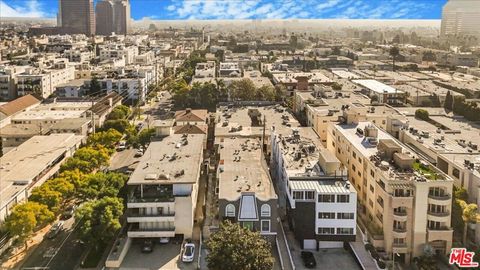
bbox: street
[20,216,85,270]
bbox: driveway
[120,241,199,270]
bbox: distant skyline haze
[0,0,449,20]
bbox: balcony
[427,211,449,217]
[127,210,175,223]
[392,227,407,238]
[127,225,176,238]
[393,210,408,222]
[428,194,450,201]
[428,227,453,242]
[127,185,174,207]
[392,242,408,253]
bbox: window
[293,191,304,200]
[337,213,354,219]
[369,185,374,193]
[318,194,335,203]
[318,227,335,235]
[377,196,384,207]
[261,220,270,232]
[352,152,356,158]
[337,195,350,203]
[357,171,361,177]
[318,212,335,219]
[352,164,356,172]
[337,228,354,235]
[358,157,362,164]
[242,221,254,230]
[305,191,315,200]
[369,199,374,207]
[370,169,375,178]
[225,204,235,217]
[452,168,460,178]
[261,204,271,217]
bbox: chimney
[186,108,192,113]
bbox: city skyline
[0,0,448,20]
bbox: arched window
[225,204,235,217]
[261,204,271,217]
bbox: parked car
[141,239,154,253]
[46,221,64,239]
[117,141,126,151]
[159,237,170,244]
[301,251,317,268]
[134,149,144,157]
[61,205,77,220]
[182,242,195,262]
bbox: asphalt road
[20,216,85,270]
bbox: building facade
[59,0,95,35]
[441,0,480,38]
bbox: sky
[0,0,448,20]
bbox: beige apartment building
[326,121,453,264]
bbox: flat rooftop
[0,133,85,209]
[217,137,276,201]
[127,134,205,185]
[215,105,301,138]
[352,79,402,94]
[330,68,362,79]
[12,110,86,120]
[289,179,355,194]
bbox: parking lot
[120,241,199,270]
[291,248,361,270]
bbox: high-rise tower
[441,0,480,38]
[95,0,130,36]
[59,0,95,35]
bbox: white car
[182,242,195,263]
[159,237,170,244]
[117,141,126,151]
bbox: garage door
[319,241,343,249]
[303,239,317,250]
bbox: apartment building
[16,64,75,99]
[126,133,205,240]
[219,62,241,77]
[195,61,216,78]
[327,122,453,264]
[352,79,405,105]
[216,137,278,242]
[0,133,84,222]
[270,127,357,250]
[99,45,139,65]
[0,66,28,101]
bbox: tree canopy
[206,221,274,270]
[415,109,430,121]
[75,197,124,246]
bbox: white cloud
[0,0,49,18]
[163,0,435,20]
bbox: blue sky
[0,0,447,20]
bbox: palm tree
[389,46,400,71]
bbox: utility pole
[261,115,266,154]
[91,97,95,134]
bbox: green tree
[78,172,127,200]
[256,85,276,101]
[60,157,93,173]
[331,82,343,91]
[75,197,124,246]
[415,109,430,121]
[444,91,453,111]
[107,105,131,120]
[389,46,400,71]
[89,76,102,96]
[206,221,274,270]
[57,169,86,190]
[458,200,478,245]
[5,202,54,247]
[102,119,131,133]
[230,79,257,101]
[137,128,155,148]
[87,129,122,150]
[29,185,63,212]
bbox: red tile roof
[174,109,208,123]
[0,95,40,116]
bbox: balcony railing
[427,211,450,217]
[428,226,451,231]
[428,194,450,200]
[128,196,174,203]
[129,226,175,232]
[393,210,407,216]
[393,227,407,233]
[128,212,175,217]
[392,243,407,248]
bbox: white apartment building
[98,66,156,102]
[16,64,75,99]
[195,61,216,78]
[270,127,357,250]
[0,66,28,101]
[99,44,139,65]
[219,62,241,77]
[64,49,94,63]
[126,133,205,239]
[327,122,454,264]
